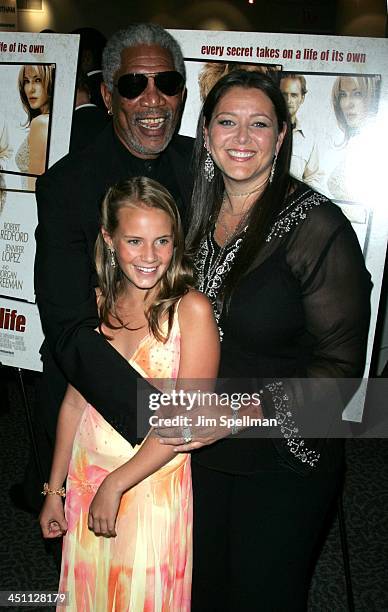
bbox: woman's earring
[269,152,278,184]
[109,248,116,268]
[204,144,214,183]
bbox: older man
[26,24,192,509]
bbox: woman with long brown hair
[163,69,371,610]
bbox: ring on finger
[182,426,192,444]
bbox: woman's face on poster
[23,66,49,113]
[338,77,367,130]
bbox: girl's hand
[88,475,123,538]
[39,495,67,538]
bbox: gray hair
[102,23,186,91]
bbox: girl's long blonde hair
[95,176,193,342]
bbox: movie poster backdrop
[173,30,388,418]
[0,32,78,369]
[0,29,387,404]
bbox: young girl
[39,177,220,611]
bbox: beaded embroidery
[265,189,327,242]
[263,381,320,468]
[194,233,245,340]
[194,188,326,468]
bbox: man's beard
[127,109,177,156]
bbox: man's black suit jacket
[35,124,194,443]
[69,105,110,154]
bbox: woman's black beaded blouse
[193,183,371,474]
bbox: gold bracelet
[41,482,66,498]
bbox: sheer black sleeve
[261,196,372,472]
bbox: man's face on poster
[280,77,304,123]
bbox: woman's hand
[88,474,123,538]
[156,396,263,452]
[39,495,68,539]
[156,406,231,452]
[158,431,223,453]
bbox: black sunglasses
[115,71,184,100]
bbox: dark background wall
[16,0,386,37]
